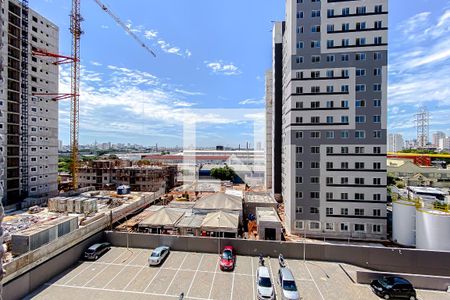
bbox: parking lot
[27,247,450,300]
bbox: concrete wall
[356,271,450,291]
[3,232,104,300]
[106,232,450,277]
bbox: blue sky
[30,0,450,146]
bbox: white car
[278,267,299,300]
[148,246,170,266]
[256,266,275,300]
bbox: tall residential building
[0,0,59,205]
[265,70,273,190]
[388,133,404,152]
[432,131,446,148]
[273,0,388,240]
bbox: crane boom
[93,0,156,57]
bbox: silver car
[148,246,170,266]
[278,267,299,300]
[256,266,275,300]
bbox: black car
[371,276,417,300]
[84,242,111,260]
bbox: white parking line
[304,262,325,300]
[125,249,143,266]
[81,264,109,287]
[142,263,164,294]
[56,263,92,286]
[102,262,131,289]
[207,258,220,299]
[230,266,236,300]
[251,257,255,300]
[186,254,204,297]
[122,264,147,291]
[165,253,188,295]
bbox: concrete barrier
[106,232,450,277]
[356,271,450,291]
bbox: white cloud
[239,98,264,105]
[204,60,241,76]
[144,29,158,39]
[100,25,109,29]
[90,61,102,66]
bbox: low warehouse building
[193,192,243,223]
[256,207,282,241]
[138,208,184,234]
[200,211,239,238]
[175,214,205,236]
[244,192,278,217]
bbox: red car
[219,246,236,271]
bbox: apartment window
[341,85,349,92]
[356,22,366,30]
[356,69,366,76]
[311,25,321,32]
[297,26,304,34]
[311,116,320,124]
[355,178,365,185]
[355,209,365,216]
[354,224,365,232]
[326,70,334,78]
[373,115,381,123]
[311,176,319,184]
[356,115,366,123]
[355,193,365,200]
[342,69,349,77]
[296,146,303,154]
[374,68,382,76]
[296,176,303,184]
[296,207,303,214]
[296,117,303,123]
[356,100,366,107]
[374,21,382,29]
[297,11,304,18]
[296,87,303,94]
[373,224,382,233]
[355,131,366,139]
[356,6,366,14]
[327,54,335,62]
[373,147,381,154]
[326,147,333,154]
[309,221,320,230]
[296,131,303,139]
[341,38,350,47]
[326,86,334,93]
[326,208,334,215]
[310,131,320,139]
[296,161,303,168]
[341,162,349,169]
[375,5,383,13]
[373,209,381,217]
[312,56,321,63]
[326,192,333,200]
[296,56,304,63]
[326,162,334,169]
[373,194,382,201]
[341,100,349,108]
[311,10,321,17]
[326,131,335,139]
[341,131,349,139]
[341,116,349,123]
[355,162,365,169]
[341,177,349,184]
[310,192,320,199]
[356,53,366,61]
[373,84,382,91]
[311,146,320,154]
[296,101,303,108]
[341,193,349,200]
[342,8,350,16]
[327,24,334,33]
[327,9,334,17]
[373,130,382,138]
[295,221,304,230]
[340,223,349,232]
[326,177,334,185]
[374,52,382,60]
[355,147,365,154]
[311,71,320,78]
[311,40,320,48]
[373,178,381,185]
[297,41,304,49]
[341,208,349,216]
[311,162,320,169]
[296,192,303,199]
[356,38,366,46]
[326,116,334,124]
[341,54,349,61]
[356,84,366,92]
[311,101,320,108]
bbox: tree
[210,166,236,181]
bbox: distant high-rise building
[271,0,388,240]
[432,131,446,148]
[438,137,450,151]
[265,70,273,190]
[388,133,404,152]
[0,0,59,205]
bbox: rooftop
[244,192,277,204]
[256,207,281,223]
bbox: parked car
[219,246,236,271]
[256,266,275,300]
[148,246,170,266]
[84,242,111,260]
[370,276,417,300]
[278,267,299,300]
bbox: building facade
[265,70,273,190]
[388,133,404,152]
[276,0,388,240]
[0,0,59,205]
[432,131,446,149]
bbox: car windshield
[258,276,272,288]
[380,277,394,288]
[85,249,95,254]
[222,250,233,260]
[283,280,297,291]
[151,252,160,257]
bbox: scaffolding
[20,0,30,197]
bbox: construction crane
[31,0,156,190]
[93,0,156,58]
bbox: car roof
[279,267,295,280]
[257,266,270,277]
[223,246,234,251]
[385,276,412,285]
[153,246,169,253]
[88,243,102,250]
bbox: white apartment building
[388,133,404,152]
[0,0,59,205]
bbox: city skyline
[24,0,450,145]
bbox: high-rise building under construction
[0,0,59,205]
